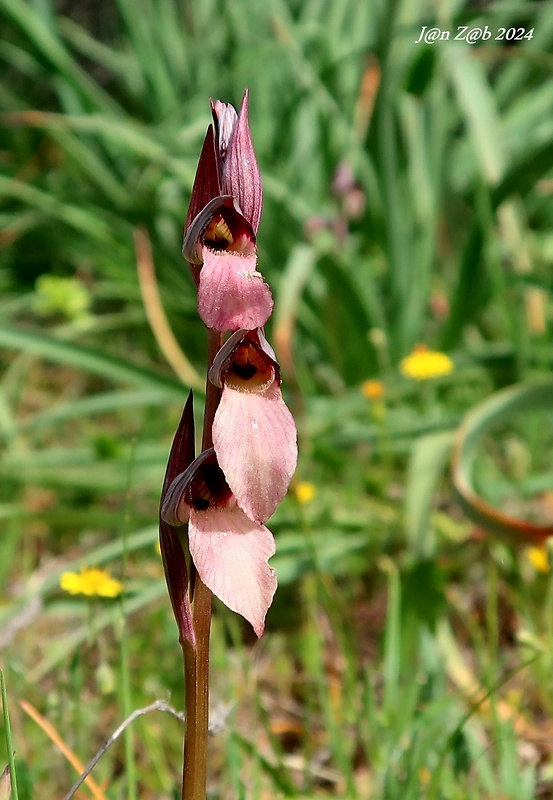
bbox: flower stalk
[180,327,222,800]
[159,91,297,800]
[181,579,211,800]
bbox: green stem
[121,438,137,799]
[120,613,137,800]
[181,328,223,800]
[1,669,19,800]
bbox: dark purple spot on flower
[192,497,211,511]
[225,342,274,391]
[233,361,257,380]
[186,462,232,510]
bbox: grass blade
[0,670,19,800]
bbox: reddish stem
[181,328,223,800]
[181,579,212,800]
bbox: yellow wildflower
[295,482,317,505]
[418,766,431,785]
[60,568,123,598]
[361,379,385,400]
[526,546,549,574]
[399,344,454,381]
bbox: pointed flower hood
[212,90,263,235]
[161,448,277,637]
[209,329,298,524]
[182,91,272,332]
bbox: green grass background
[1,0,553,797]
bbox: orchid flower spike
[161,91,296,646]
[161,448,277,637]
[209,329,298,525]
[183,91,272,332]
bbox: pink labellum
[198,247,273,332]
[188,504,277,637]
[213,382,298,524]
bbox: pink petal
[189,505,277,637]
[213,382,297,524]
[198,248,273,332]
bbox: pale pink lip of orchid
[189,504,276,638]
[161,448,277,638]
[196,246,273,332]
[209,329,298,525]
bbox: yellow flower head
[60,568,123,598]
[361,379,385,401]
[418,767,431,785]
[399,344,454,381]
[295,482,317,505]
[526,546,549,574]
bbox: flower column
[159,91,297,800]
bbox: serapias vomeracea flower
[161,448,277,637]
[182,90,273,333]
[209,328,297,525]
[160,90,297,642]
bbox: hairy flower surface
[399,345,454,381]
[161,449,277,636]
[197,226,273,332]
[60,568,122,598]
[210,329,297,524]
